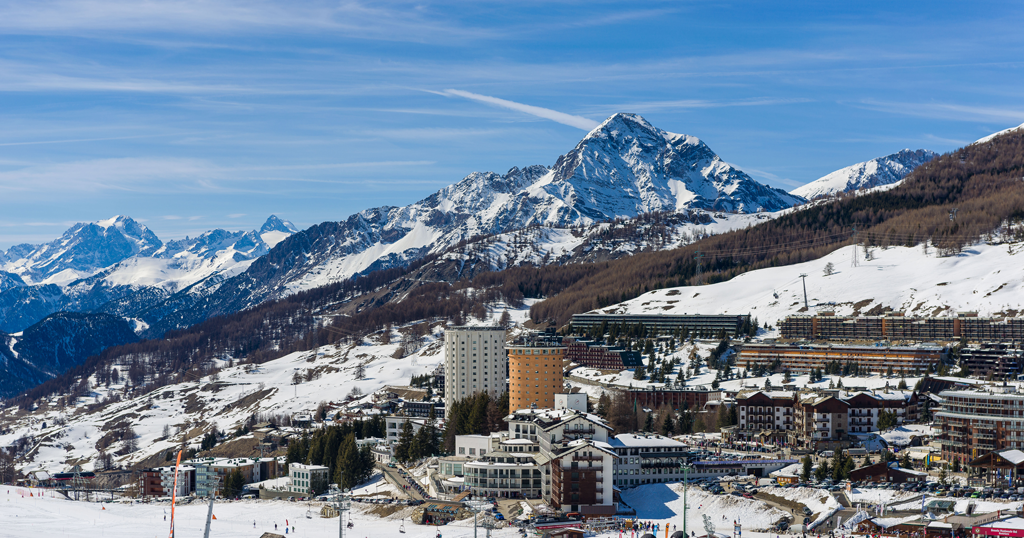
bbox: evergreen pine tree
[395,421,415,463]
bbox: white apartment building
[385,416,426,440]
[443,326,507,415]
[609,433,689,488]
[288,463,329,496]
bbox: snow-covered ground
[2,483,810,538]
[847,488,917,504]
[881,425,935,447]
[594,241,1024,322]
[621,483,788,531]
[760,486,840,515]
[0,487,519,538]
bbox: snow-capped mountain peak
[1,216,163,284]
[259,214,299,235]
[551,112,803,216]
[790,149,938,200]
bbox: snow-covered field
[0,487,521,538]
[847,488,917,504]
[2,483,807,538]
[596,241,1024,322]
[621,483,788,531]
[881,425,935,447]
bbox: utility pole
[799,274,809,309]
[695,250,704,286]
[851,225,858,268]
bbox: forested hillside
[529,129,1024,324]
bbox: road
[379,464,425,501]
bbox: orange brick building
[508,344,565,414]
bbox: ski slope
[596,241,1024,323]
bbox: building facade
[934,386,1024,464]
[563,339,642,370]
[790,394,850,451]
[609,433,689,487]
[548,440,616,516]
[444,326,507,415]
[570,313,750,336]
[780,313,1024,344]
[735,391,796,444]
[508,343,566,414]
[737,343,944,375]
[845,390,919,433]
[627,387,722,411]
[288,463,329,496]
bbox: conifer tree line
[442,392,509,452]
[595,391,737,437]
[285,416,386,492]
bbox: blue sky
[1,0,1023,248]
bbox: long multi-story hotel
[780,312,1024,343]
[443,326,507,415]
[508,343,565,414]
[934,386,1024,464]
[736,343,944,375]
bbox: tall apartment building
[444,326,507,415]
[934,386,1024,464]
[508,343,565,413]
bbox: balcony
[561,464,603,471]
[573,454,603,462]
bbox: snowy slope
[976,122,1024,144]
[594,240,1024,323]
[790,149,937,200]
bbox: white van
[821,450,835,458]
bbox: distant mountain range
[790,149,938,200]
[0,215,298,334]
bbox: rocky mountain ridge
[790,149,938,200]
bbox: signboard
[974,527,1024,537]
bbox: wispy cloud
[435,89,599,130]
[851,99,1024,123]
[0,1,496,44]
[0,157,441,196]
[595,97,814,114]
[732,164,802,189]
